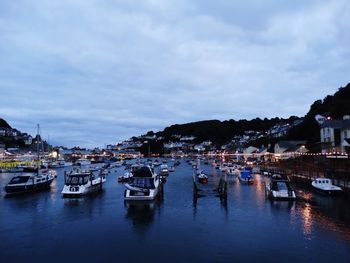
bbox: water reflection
[192,174,228,220]
[301,203,313,239]
[124,184,164,237]
[254,173,266,209]
[268,199,296,211]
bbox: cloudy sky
[1,0,349,148]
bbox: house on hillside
[23,135,33,145]
[243,146,259,155]
[274,140,308,158]
[320,115,350,153]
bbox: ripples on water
[0,160,349,263]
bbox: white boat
[5,170,55,194]
[159,164,169,176]
[115,161,123,167]
[62,170,106,197]
[50,158,73,168]
[266,174,296,200]
[118,171,133,183]
[124,165,160,201]
[311,178,342,196]
[168,166,175,172]
[75,158,91,166]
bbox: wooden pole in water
[100,169,102,190]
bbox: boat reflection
[268,199,296,211]
[124,183,164,236]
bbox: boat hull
[62,178,105,197]
[5,179,54,195]
[312,186,342,196]
[124,188,159,201]
[266,189,296,200]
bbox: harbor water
[1,160,350,263]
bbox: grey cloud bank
[0,0,349,147]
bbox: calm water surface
[1,160,350,263]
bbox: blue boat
[239,169,254,184]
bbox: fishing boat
[61,169,106,197]
[168,166,175,172]
[311,178,342,196]
[4,124,55,195]
[124,165,160,201]
[238,169,254,184]
[266,174,296,200]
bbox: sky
[0,0,349,148]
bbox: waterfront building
[320,115,350,153]
[274,140,308,159]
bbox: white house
[320,115,350,152]
[274,141,308,157]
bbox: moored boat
[61,170,106,197]
[159,164,169,176]
[197,171,208,184]
[118,171,133,183]
[4,170,55,194]
[75,158,91,166]
[50,158,73,168]
[266,174,296,200]
[4,124,56,195]
[311,178,342,196]
[238,169,254,184]
[124,165,160,201]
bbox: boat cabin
[129,166,156,189]
[7,175,31,185]
[65,172,92,186]
[314,179,331,185]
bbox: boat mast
[36,124,40,175]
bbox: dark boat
[197,172,208,184]
[4,124,55,195]
[5,171,55,195]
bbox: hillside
[142,82,350,151]
[287,83,350,145]
[159,117,298,145]
[0,118,12,129]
